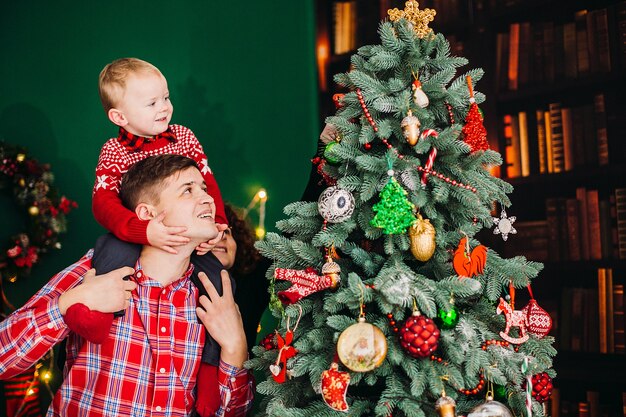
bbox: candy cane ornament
[419,129,439,186]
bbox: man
[0,154,253,416]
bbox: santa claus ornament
[320,362,351,412]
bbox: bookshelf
[314,0,626,416]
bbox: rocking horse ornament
[496,297,529,344]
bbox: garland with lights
[0,142,77,283]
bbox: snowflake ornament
[493,207,517,241]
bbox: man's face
[116,71,173,137]
[154,166,218,242]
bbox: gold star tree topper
[388,0,436,39]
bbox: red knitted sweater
[93,124,226,244]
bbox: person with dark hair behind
[211,203,271,352]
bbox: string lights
[243,188,268,239]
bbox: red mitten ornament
[453,237,487,278]
[274,267,338,304]
[462,76,489,153]
[399,310,440,358]
[64,303,113,344]
[521,285,553,338]
[321,362,350,412]
[528,372,553,403]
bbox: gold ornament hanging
[337,317,387,372]
[321,254,341,289]
[412,79,429,108]
[388,1,436,39]
[28,206,40,216]
[435,391,457,417]
[409,213,436,261]
[401,110,421,146]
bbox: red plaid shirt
[93,124,227,244]
[0,251,253,417]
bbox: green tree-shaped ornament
[370,175,416,234]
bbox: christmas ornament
[521,287,552,338]
[521,357,533,417]
[274,267,338,304]
[467,396,514,417]
[409,213,436,261]
[493,384,508,402]
[270,306,302,383]
[412,79,429,108]
[318,186,355,223]
[260,333,277,350]
[435,391,457,417]
[337,316,387,372]
[388,0,436,39]
[323,141,341,165]
[320,362,350,412]
[401,109,421,146]
[462,76,489,153]
[527,372,553,403]
[399,309,440,358]
[370,170,416,234]
[452,236,487,278]
[492,206,517,241]
[321,252,341,289]
[422,146,436,187]
[496,297,529,344]
[333,93,345,109]
[437,304,459,329]
[28,206,39,216]
[311,157,337,187]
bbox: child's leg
[91,233,141,316]
[190,252,238,410]
[63,234,140,345]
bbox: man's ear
[135,203,157,221]
[108,108,128,127]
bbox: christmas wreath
[0,142,77,282]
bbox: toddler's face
[116,71,173,137]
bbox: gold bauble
[337,317,387,372]
[322,259,341,289]
[28,206,40,216]
[18,178,26,187]
[409,213,436,261]
[435,394,457,417]
[16,153,26,162]
[401,110,421,146]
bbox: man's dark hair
[119,154,199,210]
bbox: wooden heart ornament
[452,236,487,278]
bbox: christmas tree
[249,2,556,416]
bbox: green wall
[0,1,319,307]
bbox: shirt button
[162,289,167,295]
[136,271,142,278]
[231,377,236,382]
[160,367,166,373]
[155,406,162,412]
[47,323,54,329]
[161,326,167,333]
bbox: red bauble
[529,372,553,403]
[521,299,552,338]
[399,312,440,358]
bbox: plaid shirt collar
[117,127,177,152]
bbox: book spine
[518,111,530,177]
[598,268,608,353]
[563,22,578,79]
[508,22,520,91]
[613,283,625,354]
[566,198,582,261]
[575,10,590,76]
[594,93,609,166]
[594,8,611,72]
[587,189,602,260]
[549,103,564,173]
[616,188,626,260]
[536,109,547,174]
[561,106,574,171]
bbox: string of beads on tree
[0,142,77,283]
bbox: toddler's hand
[320,123,338,144]
[147,211,190,254]
[195,223,228,255]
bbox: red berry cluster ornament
[260,333,277,350]
[529,372,553,403]
[398,310,440,358]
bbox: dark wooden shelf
[553,351,626,387]
[504,164,626,192]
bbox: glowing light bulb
[27,389,35,396]
[43,371,51,381]
[257,189,267,201]
[255,227,266,239]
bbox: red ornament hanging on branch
[320,362,351,412]
[496,285,529,344]
[398,308,440,358]
[452,236,487,278]
[521,285,552,338]
[462,76,489,153]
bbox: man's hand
[147,211,190,254]
[59,267,136,315]
[320,123,338,144]
[196,270,248,368]
[195,223,228,256]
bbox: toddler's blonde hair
[98,58,162,111]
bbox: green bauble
[437,306,459,329]
[493,384,507,402]
[324,141,340,165]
